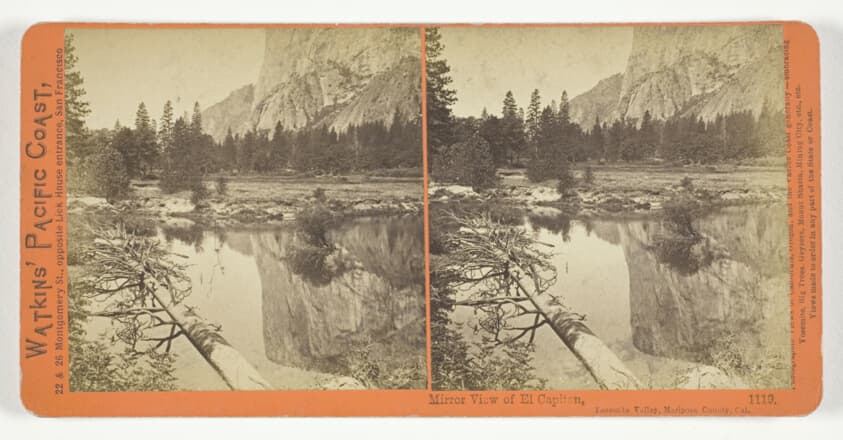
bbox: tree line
[424,28,786,189]
[218,111,421,175]
[71,99,421,200]
[64,35,421,203]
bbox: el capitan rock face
[569,25,784,127]
[203,27,421,142]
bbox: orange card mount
[20,21,821,416]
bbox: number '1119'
[749,394,776,405]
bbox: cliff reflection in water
[253,217,426,380]
[619,205,791,388]
[453,204,791,390]
[159,216,425,390]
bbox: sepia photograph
[5,0,836,427]
[64,26,427,391]
[427,25,791,390]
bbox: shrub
[290,204,346,285]
[189,177,209,206]
[525,155,555,182]
[296,204,334,248]
[158,168,182,194]
[653,196,715,274]
[555,167,577,196]
[583,165,595,185]
[526,152,571,185]
[338,341,427,390]
[663,196,700,238]
[215,175,228,195]
[89,145,131,203]
[680,176,694,190]
[431,134,498,191]
[312,187,327,203]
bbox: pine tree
[190,102,203,135]
[756,99,785,156]
[639,110,658,159]
[269,121,289,171]
[158,100,175,155]
[90,143,130,203]
[253,129,273,173]
[590,116,604,161]
[64,33,91,162]
[59,33,95,192]
[186,101,216,173]
[131,102,159,177]
[239,129,257,172]
[500,91,526,166]
[526,89,542,148]
[221,128,237,170]
[558,91,570,126]
[619,117,642,161]
[606,119,625,162]
[135,102,151,132]
[479,115,507,167]
[502,91,518,119]
[527,106,568,182]
[159,117,192,193]
[425,27,457,163]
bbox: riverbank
[67,174,427,391]
[68,173,424,228]
[429,163,787,218]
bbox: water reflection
[161,221,206,251]
[157,216,426,390]
[528,211,572,241]
[450,204,791,389]
[256,217,425,371]
[623,205,791,389]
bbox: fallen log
[515,278,642,390]
[441,213,643,390]
[148,288,272,391]
[86,231,273,390]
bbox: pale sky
[70,26,632,128]
[440,26,633,117]
[69,28,265,129]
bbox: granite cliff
[203,27,421,142]
[570,25,784,126]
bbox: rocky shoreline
[429,177,787,219]
[68,189,423,229]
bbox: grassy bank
[430,163,787,218]
[69,173,424,228]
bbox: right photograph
[426,25,792,391]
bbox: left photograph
[64,26,426,391]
